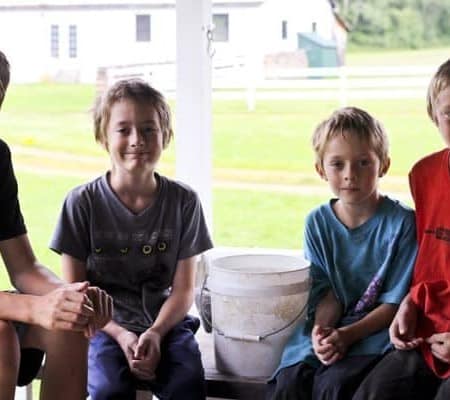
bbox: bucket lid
[211,254,309,274]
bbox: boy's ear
[379,157,391,177]
[315,163,327,180]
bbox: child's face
[434,86,450,148]
[105,98,163,174]
[317,133,384,208]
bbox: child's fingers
[315,342,335,355]
[323,352,341,365]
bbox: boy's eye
[142,127,155,135]
[359,159,370,167]
[330,161,343,168]
[117,127,129,135]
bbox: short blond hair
[93,79,173,148]
[0,50,10,108]
[427,58,450,123]
[312,106,389,172]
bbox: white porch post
[175,0,213,231]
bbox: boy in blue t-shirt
[267,107,417,400]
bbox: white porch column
[175,0,213,231]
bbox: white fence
[98,60,436,110]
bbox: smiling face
[105,98,163,175]
[434,86,450,148]
[317,132,386,209]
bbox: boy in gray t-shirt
[51,79,213,400]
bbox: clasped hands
[33,281,113,337]
[117,329,161,381]
[312,324,351,365]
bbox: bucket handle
[199,275,309,342]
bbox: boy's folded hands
[117,329,161,381]
[312,324,351,366]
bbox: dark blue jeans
[267,355,381,400]
[88,315,205,400]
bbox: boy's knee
[0,320,19,348]
[0,320,20,380]
[0,319,15,334]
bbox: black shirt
[0,139,26,241]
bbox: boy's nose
[130,129,145,147]
[344,165,357,181]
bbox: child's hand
[320,327,351,361]
[389,297,423,349]
[312,325,341,365]
[84,286,113,338]
[426,333,450,364]
[131,329,161,380]
[117,330,139,370]
[33,281,94,331]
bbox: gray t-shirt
[50,173,213,332]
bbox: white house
[0,0,344,84]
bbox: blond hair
[0,51,10,108]
[93,79,173,148]
[427,58,450,123]
[312,106,389,172]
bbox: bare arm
[129,256,197,380]
[336,303,398,346]
[312,289,343,364]
[314,289,343,327]
[0,235,94,329]
[0,234,62,294]
[149,256,196,337]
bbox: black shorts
[15,322,45,386]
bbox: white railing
[97,61,435,110]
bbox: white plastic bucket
[206,253,310,378]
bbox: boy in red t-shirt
[353,59,450,400]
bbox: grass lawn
[0,94,439,290]
[0,46,448,288]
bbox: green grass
[0,45,448,286]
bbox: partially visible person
[267,107,417,400]
[353,58,450,400]
[0,50,112,400]
[51,78,213,399]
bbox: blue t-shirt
[274,196,417,375]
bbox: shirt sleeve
[177,190,213,260]
[0,141,26,241]
[378,210,417,304]
[49,187,91,261]
[304,212,332,311]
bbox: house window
[213,14,229,42]
[50,25,59,58]
[282,20,288,39]
[69,25,77,58]
[136,14,151,42]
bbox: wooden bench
[198,328,268,400]
[19,329,267,400]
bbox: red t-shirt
[409,148,450,378]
